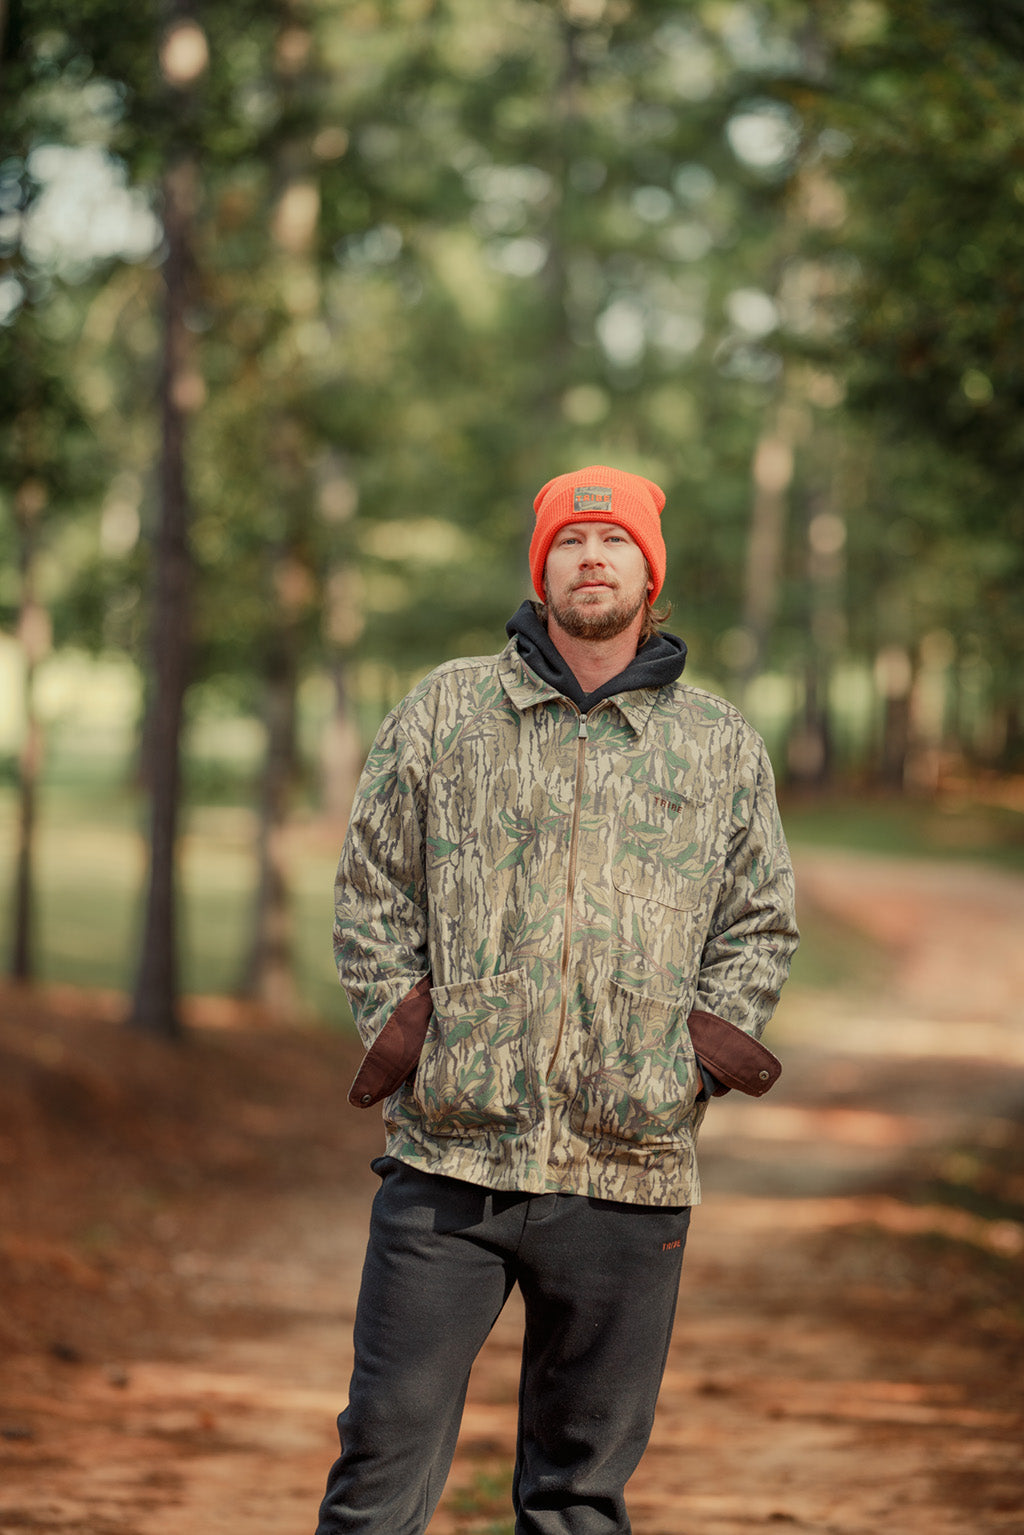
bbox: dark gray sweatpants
[315,1157,690,1535]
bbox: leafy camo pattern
[334,639,798,1206]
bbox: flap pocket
[568,980,701,1148]
[413,970,537,1136]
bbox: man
[316,465,799,1535]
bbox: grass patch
[448,1464,516,1535]
[781,791,1024,873]
[0,785,344,1024]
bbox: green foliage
[3,0,1023,875]
[765,1,1024,733]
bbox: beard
[544,576,647,641]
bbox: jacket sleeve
[691,730,799,1060]
[333,707,430,1048]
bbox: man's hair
[638,595,672,647]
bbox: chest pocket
[611,785,719,912]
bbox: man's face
[543,521,653,641]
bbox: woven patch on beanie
[572,485,613,514]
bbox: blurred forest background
[2,0,1023,1037]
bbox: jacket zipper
[549,707,589,1076]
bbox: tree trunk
[128,152,196,1038]
[241,624,302,1020]
[321,662,362,828]
[788,658,833,788]
[999,701,1024,773]
[238,3,319,1018]
[736,396,800,701]
[9,479,49,982]
[787,485,845,788]
[318,467,363,826]
[10,691,39,983]
[875,644,914,790]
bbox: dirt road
[1,849,1022,1534]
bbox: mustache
[569,576,618,592]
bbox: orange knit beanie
[530,465,668,602]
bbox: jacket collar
[497,639,562,710]
[496,640,661,739]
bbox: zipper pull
[578,712,589,739]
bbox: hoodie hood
[505,600,688,714]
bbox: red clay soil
[1,849,1022,1535]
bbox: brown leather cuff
[347,983,780,1107]
[348,974,433,1108]
[686,1009,781,1096]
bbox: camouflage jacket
[334,638,798,1206]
